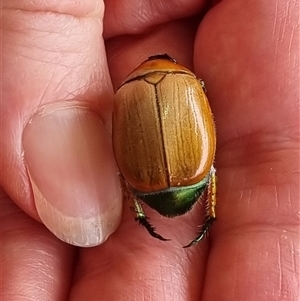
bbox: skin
[1,0,299,300]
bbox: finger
[193,0,299,300]
[107,18,198,89]
[73,19,209,301]
[0,1,122,247]
[0,189,75,300]
[103,0,206,38]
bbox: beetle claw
[137,216,170,242]
[131,199,170,241]
[183,217,216,248]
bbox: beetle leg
[183,167,217,248]
[199,79,207,93]
[132,199,170,242]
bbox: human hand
[1,0,299,300]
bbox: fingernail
[23,102,122,247]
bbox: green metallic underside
[135,175,210,217]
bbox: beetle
[112,54,216,247]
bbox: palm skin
[1,1,299,300]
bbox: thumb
[0,2,122,246]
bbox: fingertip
[22,102,122,246]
